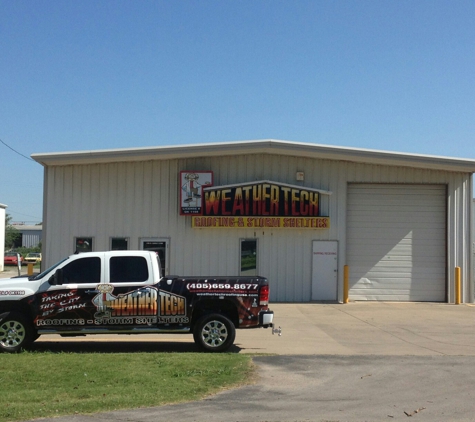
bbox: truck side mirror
[50,268,64,286]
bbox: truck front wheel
[0,312,35,353]
[193,314,236,352]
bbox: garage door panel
[349,247,445,259]
[347,214,445,225]
[347,184,446,302]
[351,265,445,275]
[351,270,446,280]
[351,285,445,294]
[350,291,444,302]
[351,287,446,296]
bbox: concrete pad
[33,302,475,356]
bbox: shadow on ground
[29,340,242,354]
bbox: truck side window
[110,256,149,283]
[62,257,101,284]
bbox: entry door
[312,241,338,301]
[38,256,102,326]
[140,238,169,276]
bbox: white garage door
[347,184,446,302]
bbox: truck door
[97,255,159,327]
[36,256,102,328]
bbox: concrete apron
[33,302,475,356]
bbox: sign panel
[179,171,213,215]
[179,175,331,229]
[192,216,330,229]
[203,181,320,216]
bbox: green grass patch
[0,352,254,422]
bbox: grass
[0,352,255,422]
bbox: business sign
[179,176,330,229]
[202,181,321,217]
[192,216,329,229]
[179,171,213,215]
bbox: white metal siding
[21,232,42,248]
[347,184,446,301]
[41,153,472,303]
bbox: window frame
[239,238,258,276]
[110,237,129,251]
[74,237,94,253]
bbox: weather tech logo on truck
[93,285,188,324]
[157,291,187,323]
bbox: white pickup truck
[0,250,277,353]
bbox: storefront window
[240,239,257,276]
[111,237,129,250]
[75,237,93,253]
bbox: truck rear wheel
[193,313,236,352]
[0,312,35,353]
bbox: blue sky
[1,0,474,224]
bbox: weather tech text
[203,182,320,217]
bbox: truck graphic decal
[159,291,186,316]
[93,285,159,318]
[92,285,187,323]
[39,290,85,317]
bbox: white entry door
[312,241,338,301]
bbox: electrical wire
[0,137,36,162]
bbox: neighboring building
[11,224,43,248]
[32,139,475,303]
[0,203,6,272]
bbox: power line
[7,209,42,220]
[0,137,36,162]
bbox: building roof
[31,139,475,173]
[12,225,43,231]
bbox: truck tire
[0,312,35,353]
[193,313,236,352]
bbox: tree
[5,214,20,250]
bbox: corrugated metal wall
[42,153,473,303]
[21,231,42,248]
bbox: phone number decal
[186,283,258,291]
[0,290,26,296]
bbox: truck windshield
[30,257,69,281]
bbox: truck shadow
[29,341,242,354]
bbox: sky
[1,0,474,224]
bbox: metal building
[32,140,475,303]
[11,225,43,248]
